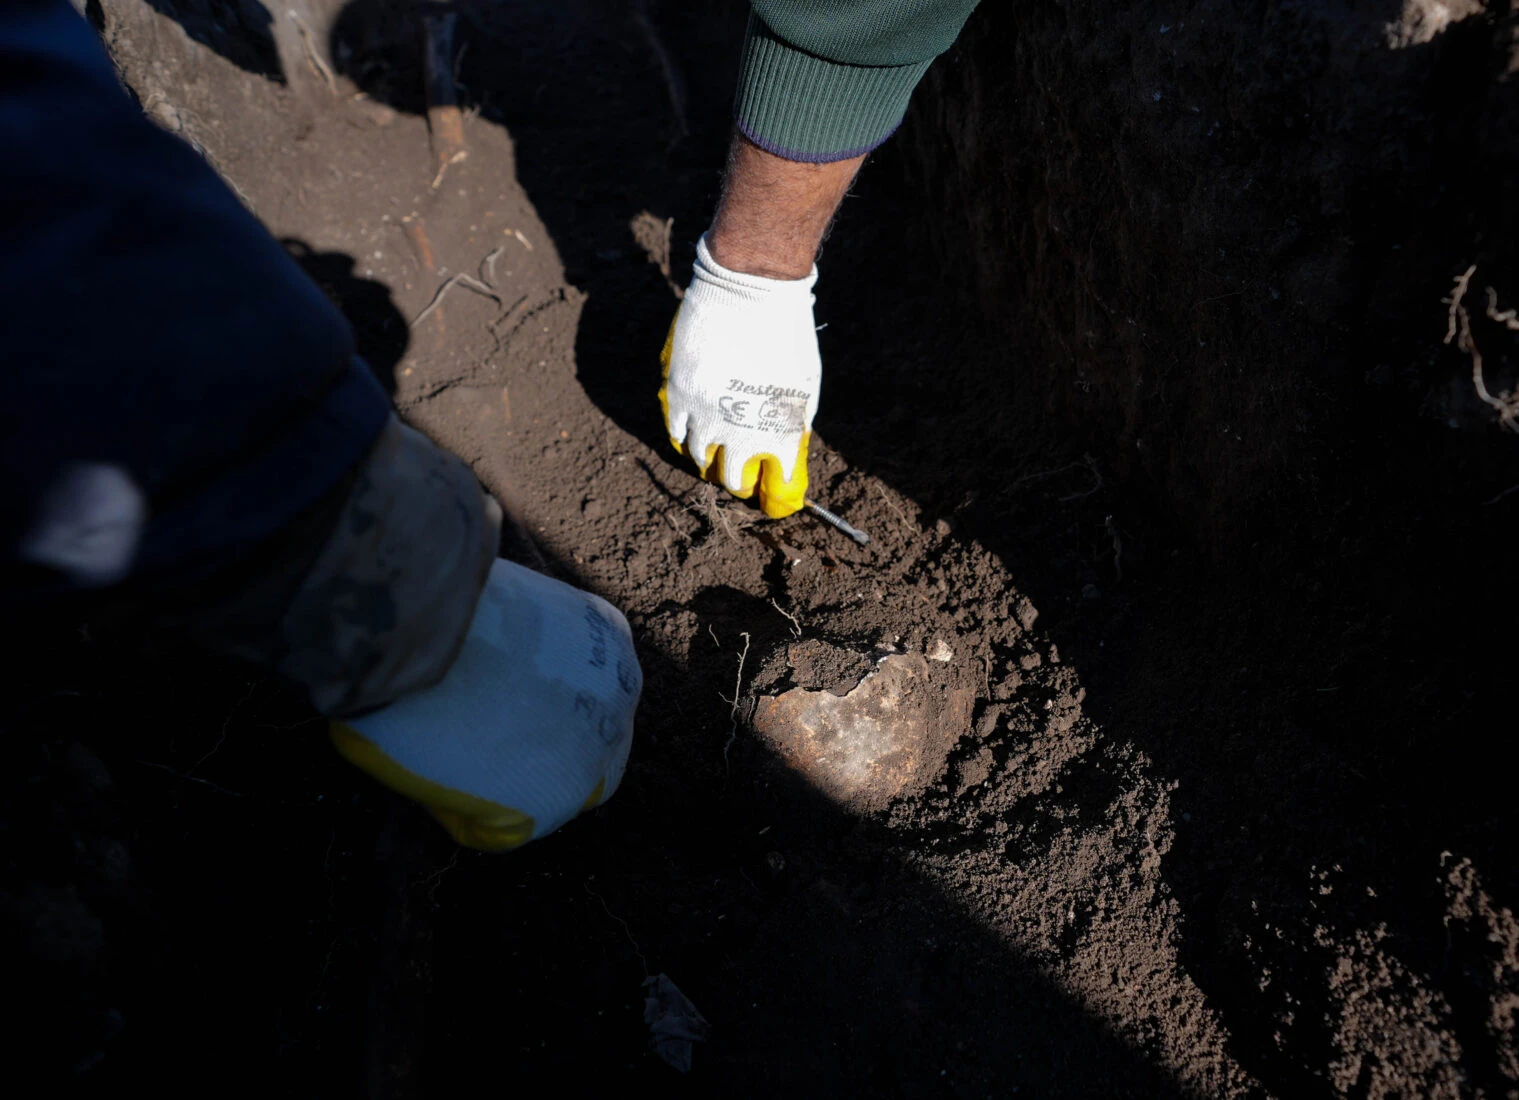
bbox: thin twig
[584,882,650,976]
[1445,265,1519,431]
[288,11,338,96]
[653,215,682,299]
[770,599,802,638]
[1482,483,1519,506]
[135,759,244,798]
[188,679,258,778]
[1444,265,1474,345]
[1011,460,1087,487]
[721,632,752,775]
[412,850,459,905]
[1058,453,1105,502]
[1486,287,1519,331]
[874,483,910,526]
[479,245,504,288]
[410,272,502,328]
[702,483,751,542]
[402,215,437,273]
[657,508,691,547]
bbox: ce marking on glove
[719,394,808,434]
[718,395,751,426]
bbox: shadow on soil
[4,567,1180,1097]
[284,238,409,396]
[134,0,282,80]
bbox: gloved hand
[330,558,641,851]
[659,234,820,519]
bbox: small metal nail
[804,499,871,546]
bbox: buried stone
[751,653,973,811]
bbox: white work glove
[659,234,820,518]
[331,559,640,851]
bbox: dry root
[1444,265,1519,432]
[720,631,752,775]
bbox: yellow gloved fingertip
[427,806,536,852]
[695,445,758,500]
[657,378,674,438]
[329,721,536,852]
[696,442,723,483]
[755,432,810,519]
[697,438,810,516]
[658,311,687,457]
[581,777,607,811]
[737,452,764,496]
[658,382,683,456]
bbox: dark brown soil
[6,1,1518,1096]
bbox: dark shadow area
[283,238,409,396]
[829,8,1519,1098]
[3,551,1181,1098]
[329,0,426,115]
[838,4,1519,1094]
[135,0,283,81]
[425,590,1185,1096]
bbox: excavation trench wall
[899,0,1519,553]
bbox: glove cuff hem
[694,234,818,299]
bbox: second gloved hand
[331,558,641,851]
[659,234,820,519]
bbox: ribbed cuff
[734,14,933,164]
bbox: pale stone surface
[751,654,956,808]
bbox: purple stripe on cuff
[735,116,903,164]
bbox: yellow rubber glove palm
[658,235,819,519]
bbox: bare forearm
[706,133,865,280]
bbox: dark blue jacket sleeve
[0,0,391,602]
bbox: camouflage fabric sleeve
[175,415,501,716]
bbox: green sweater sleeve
[734,0,981,163]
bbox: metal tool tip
[803,499,871,546]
